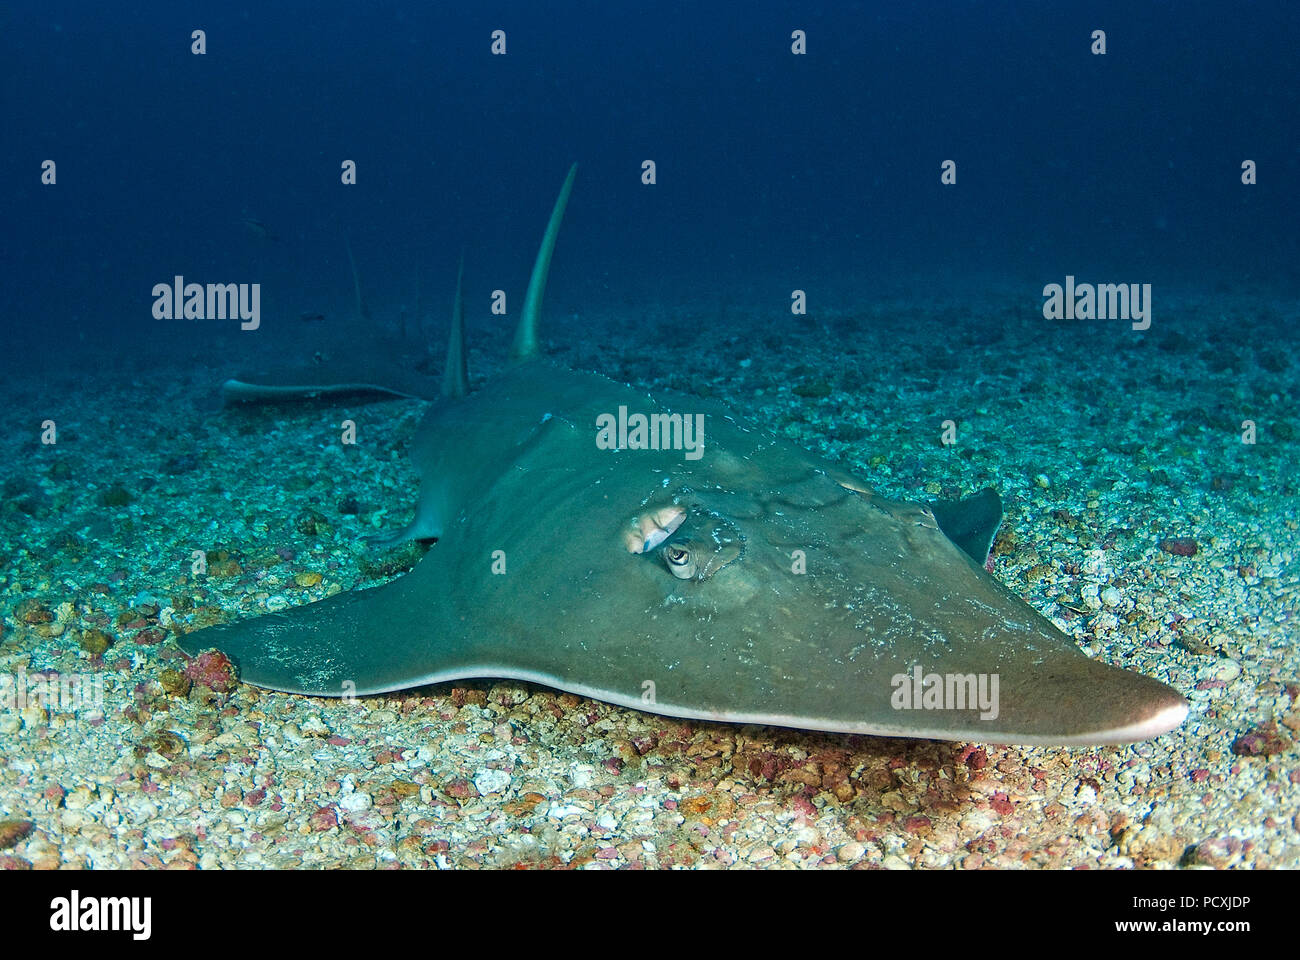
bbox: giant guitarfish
[179,164,1188,745]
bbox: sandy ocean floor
[1,289,1297,869]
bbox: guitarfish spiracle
[622,505,686,554]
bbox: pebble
[0,819,34,849]
[64,786,96,810]
[793,824,821,844]
[1215,660,1242,683]
[1232,722,1291,757]
[79,629,112,656]
[158,669,191,697]
[339,790,372,813]
[548,803,591,820]
[837,841,865,862]
[300,716,331,738]
[1159,537,1199,557]
[474,769,512,796]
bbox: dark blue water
[2,1,1297,375]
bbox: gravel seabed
[2,290,1297,869]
